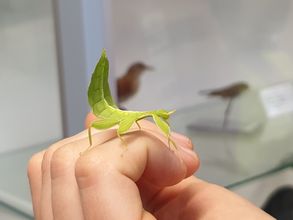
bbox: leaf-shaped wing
[102,51,117,107]
[88,50,117,109]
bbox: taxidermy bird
[117,62,153,103]
[199,82,249,128]
[199,82,249,98]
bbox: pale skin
[27,113,275,220]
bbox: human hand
[28,113,274,220]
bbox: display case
[1,0,293,218]
[170,85,293,188]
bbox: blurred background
[0,0,293,219]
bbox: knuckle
[75,156,96,178]
[75,155,112,187]
[50,145,76,179]
[41,141,65,174]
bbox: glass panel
[170,99,293,188]
[0,202,31,220]
[0,143,50,217]
[110,0,293,187]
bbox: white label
[260,82,293,117]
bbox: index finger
[75,130,199,219]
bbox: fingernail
[171,132,192,148]
[179,144,196,155]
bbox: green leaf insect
[87,49,176,150]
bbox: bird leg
[223,97,234,129]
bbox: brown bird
[199,82,249,98]
[199,82,249,128]
[117,62,153,103]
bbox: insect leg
[117,131,126,146]
[81,127,94,155]
[152,114,177,150]
[135,121,142,130]
[83,118,119,154]
[168,136,177,150]
[163,120,177,150]
[88,127,92,146]
[117,118,136,145]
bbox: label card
[260,82,293,117]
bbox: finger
[50,130,117,220]
[153,176,274,220]
[40,138,71,220]
[75,130,199,220]
[27,150,45,220]
[39,130,100,220]
[134,126,197,177]
[134,129,198,208]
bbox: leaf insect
[87,49,176,150]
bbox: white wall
[110,0,293,110]
[54,0,115,136]
[0,0,62,153]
